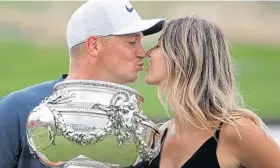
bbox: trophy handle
[131,112,161,161]
[134,131,161,161]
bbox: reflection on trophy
[26,80,161,168]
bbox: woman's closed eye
[151,44,160,50]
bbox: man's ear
[86,36,99,57]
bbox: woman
[136,16,280,168]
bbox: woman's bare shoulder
[221,117,266,141]
[220,117,280,167]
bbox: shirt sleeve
[0,96,21,168]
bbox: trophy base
[58,155,120,168]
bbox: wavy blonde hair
[158,16,266,133]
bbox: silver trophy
[26,80,161,168]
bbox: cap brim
[113,18,165,36]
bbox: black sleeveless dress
[132,122,228,168]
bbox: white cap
[66,0,165,49]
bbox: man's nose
[137,46,147,59]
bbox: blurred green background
[1,40,279,120]
[0,1,280,166]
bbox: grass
[0,40,279,120]
[230,43,280,118]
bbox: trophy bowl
[26,80,161,168]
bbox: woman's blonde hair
[158,16,266,133]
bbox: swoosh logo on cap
[125,5,134,13]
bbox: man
[0,0,165,167]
